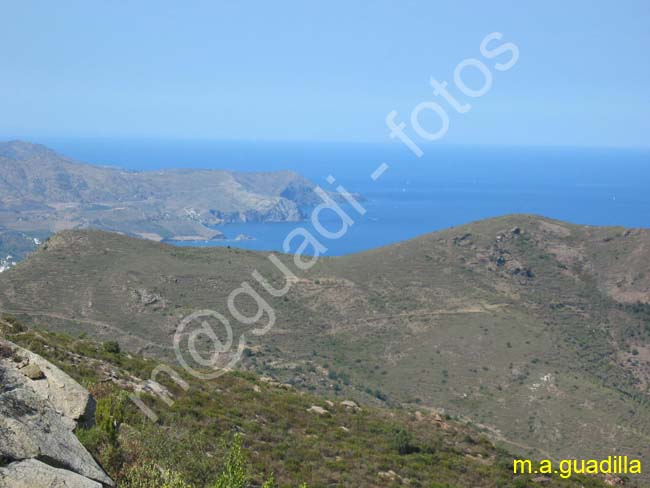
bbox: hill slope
[1,321,618,487]
[1,215,649,479]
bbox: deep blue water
[41,139,650,255]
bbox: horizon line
[2,136,650,152]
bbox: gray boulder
[10,342,94,422]
[0,459,102,488]
[0,339,113,486]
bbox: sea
[41,139,650,256]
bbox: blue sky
[1,1,648,147]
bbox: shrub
[212,436,307,488]
[121,462,192,488]
[76,426,109,453]
[95,392,125,444]
[1,315,26,333]
[391,428,417,455]
[262,475,277,488]
[103,340,121,354]
[213,435,248,488]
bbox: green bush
[1,315,27,333]
[76,426,109,453]
[121,462,192,488]
[95,392,125,444]
[213,435,248,488]
[103,340,121,354]
[392,428,412,455]
[213,436,306,488]
[261,475,277,488]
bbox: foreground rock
[0,339,113,486]
[9,342,94,422]
[0,459,102,488]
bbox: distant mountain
[1,214,649,480]
[0,140,323,244]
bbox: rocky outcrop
[0,459,102,488]
[340,400,361,411]
[0,339,113,487]
[307,405,329,415]
[8,342,95,422]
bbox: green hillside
[1,320,618,487]
[1,214,649,482]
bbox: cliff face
[0,339,114,487]
[0,141,320,243]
